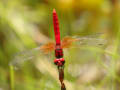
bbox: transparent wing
[73,36,107,46]
[61,33,107,49]
[10,47,41,69]
[62,34,107,78]
[10,43,55,69]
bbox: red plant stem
[53,9,61,45]
[59,67,64,83]
[58,66,66,90]
[61,83,66,90]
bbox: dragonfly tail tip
[53,8,56,13]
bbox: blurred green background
[0,0,120,90]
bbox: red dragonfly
[10,9,107,90]
[10,9,107,68]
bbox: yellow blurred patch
[56,0,104,11]
[80,0,103,8]
[57,0,74,11]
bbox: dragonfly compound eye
[54,58,65,66]
[54,59,59,65]
[60,58,65,65]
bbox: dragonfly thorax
[55,45,63,58]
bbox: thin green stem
[10,65,15,90]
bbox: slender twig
[58,66,66,90]
[9,65,15,90]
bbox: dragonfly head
[54,58,65,66]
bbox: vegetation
[0,0,120,90]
